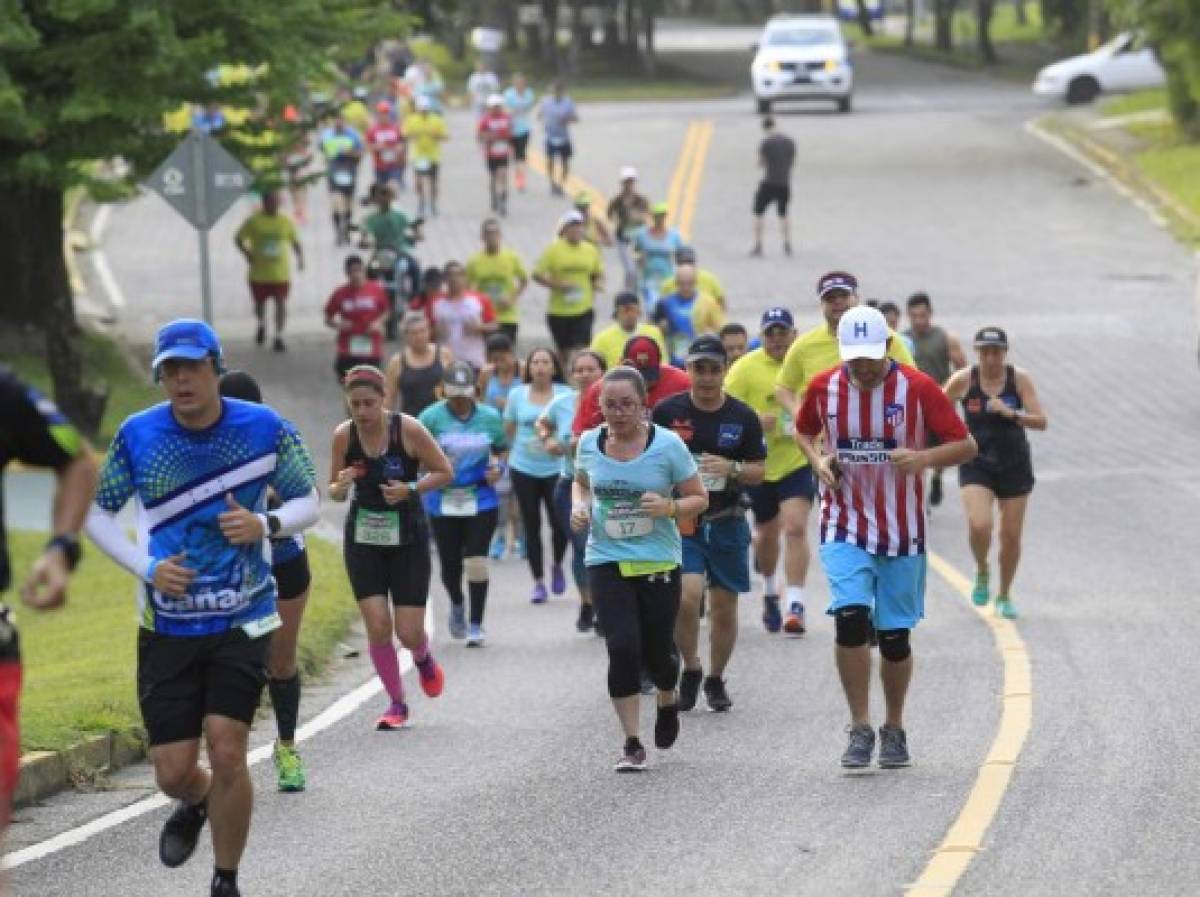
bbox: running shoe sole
[376,718,411,731]
[614,758,647,773]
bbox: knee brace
[464,556,489,583]
[834,605,872,647]
[877,628,911,662]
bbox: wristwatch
[730,460,745,482]
[266,514,282,537]
[46,534,82,571]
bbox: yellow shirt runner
[590,322,667,369]
[466,249,527,326]
[235,212,298,284]
[534,238,603,318]
[725,347,803,483]
[403,113,449,166]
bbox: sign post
[147,130,254,325]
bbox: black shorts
[546,310,594,355]
[343,513,432,606]
[510,133,530,161]
[137,628,269,746]
[747,466,815,524]
[431,508,499,558]
[753,183,790,217]
[958,460,1034,500]
[273,550,311,601]
[486,156,510,173]
[546,140,573,160]
[415,162,439,179]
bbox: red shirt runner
[571,365,691,436]
[366,122,405,171]
[797,362,968,556]
[324,281,391,359]
[477,111,513,161]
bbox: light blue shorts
[820,541,927,631]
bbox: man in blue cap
[85,319,320,897]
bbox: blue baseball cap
[760,307,794,331]
[152,319,223,376]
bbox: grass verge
[16,532,355,754]
[1101,88,1168,119]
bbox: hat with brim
[686,335,727,366]
[973,326,1009,349]
[837,306,888,362]
[152,318,222,374]
[622,335,662,384]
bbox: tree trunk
[603,0,621,51]
[977,0,997,62]
[934,0,957,51]
[624,0,638,54]
[541,0,561,71]
[1163,55,1200,141]
[904,0,916,45]
[1013,0,1027,27]
[640,0,657,77]
[855,0,875,37]
[568,0,584,77]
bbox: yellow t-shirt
[403,114,448,164]
[660,268,726,310]
[590,322,667,369]
[777,322,915,403]
[235,212,297,284]
[466,249,527,325]
[342,100,371,135]
[534,238,603,317]
[725,347,803,482]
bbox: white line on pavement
[89,203,128,312]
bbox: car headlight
[825,58,839,72]
[757,59,781,74]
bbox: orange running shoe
[376,702,409,730]
[416,656,444,698]
[782,603,807,636]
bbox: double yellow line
[665,119,714,241]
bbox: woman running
[328,365,453,729]
[478,333,523,559]
[943,327,1047,619]
[505,347,572,603]
[571,367,707,771]
[384,312,454,416]
[218,370,311,791]
[537,349,606,633]
[418,362,508,646]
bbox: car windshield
[765,27,839,47]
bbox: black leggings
[588,563,681,699]
[510,468,568,581]
[431,509,498,625]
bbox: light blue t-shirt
[541,95,576,144]
[505,383,572,478]
[576,424,697,567]
[503,86,536,137]
[633,226,683,287]
[418,400,507,517]
[541,390,579,479]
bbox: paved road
[13,45,1199,897]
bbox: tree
[1108,0,1200,140]
[977,0,998,61]
[933,0,961,50]
[855,0,876,37]
[0,1,398,433]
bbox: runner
[233,190,304,352]
[573,334,691,436]
[750,116,795,257]
[338,86,372,135]
[537,349,607,633]
[466,218,528,344]
[605,167,649,290]
[318,114,365,245]
[327,365,453,730]
[539,81,578,196]
[366,100,406,194]
[774,273,915,632]
[943,327,1047,619]
[216,371,311,793]
[466,59,500,118]
[652,337,765,713]
[0,368,96,837]
[904,292,967,506]
[571,367,708,771]
[720,323,750,363]
[589,291,667,370]
[632,203,683,313]
[726,308,810,634]
[478,334,524,561]
[503,73,536,192]
[403,96,449,217]
[384,312,454,416]
[652,263,726,367]
[360,183,421,332]
[323,254,390,381]
[661,246,727,311]
[84,320,320,897]
[419,362,508,645]
[795,306,977,768]
[477,94,513,216]
[431,260,499,372]
[407,266,444,329]
[505,348,573,603]
[532,211,604,358]
[574,192,613,246]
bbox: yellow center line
[665,122,700,229]
[677,120,713,241]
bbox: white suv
[751,14,854,114]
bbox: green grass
[16,532,356,753]
[2,329,160,447]
[1137,138,1200,242]
[1101,88,1168,119]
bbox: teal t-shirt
[541,390,579,479]
[504,383,572,478]
[576,424,697,567]
[418,401,507,517]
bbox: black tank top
[961,366,1029,471]
[398,347,443,416]
[345,413,424,514]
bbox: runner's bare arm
[328,425,355,502]
[402,414,453,496]
[948,332,968,372]
[571,471,591,531]
[942,368,971,402]
[383,353,403,411]
[1012,369,1048,430]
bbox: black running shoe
[575,603,594,634]
[654,703,680,749]
[678,667,703,712]
[159,799,207,868]
[703,676,732,712]
[211,877,241,897]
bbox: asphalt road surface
[10,45,1198,897]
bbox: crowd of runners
[0,65,1050,897]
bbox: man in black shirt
[750,116,796,258]
[653,336,766,712]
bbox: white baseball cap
[619,166,637,181]
[486,93,504,107]
[837,306,889,361]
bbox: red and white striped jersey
[797,362,968,556]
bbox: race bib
[354,508,401,546]
[700,471,727,493]
[415,158,433,172]
[490,141,509,154]
[348,335,374,357]
[564,285,585,305]
[242,611,282,639]
[261,239,282,258]
[380,149,398,163]
[603,499,653,539]
[331,169,355,187]
[441,487,478,517]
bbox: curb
[15,729,146,809]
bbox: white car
[1033,32,1166,105]
[751,14,854,114]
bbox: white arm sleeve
[85,504,152,582]
[270,488,320,537]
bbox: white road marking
[90,203,127,313]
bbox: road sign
[146,130,255,323]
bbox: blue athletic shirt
[633,226,683,287]
[576,424,697,567]
[541,389,579,479]
[95,398,316,637]
[505,383,572,478]
[654,292,700,367]
[418,400,507,516]
[503,86,536,137]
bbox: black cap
[613,290,640,309]
[973,326,1008,349]
[685,334,727,365]
[442,361,477,397]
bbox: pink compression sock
[368,643,405,703]
[411,634,430,665]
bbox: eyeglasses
[601,399,642,414]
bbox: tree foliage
[1108,0,1200,139]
